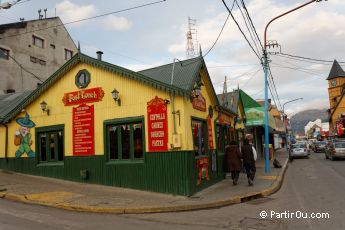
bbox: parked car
[325,141,345,160]
[290,143,309,159]
[314,141,328,153]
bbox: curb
[0,158,289,214]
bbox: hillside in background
[290,109,328,135]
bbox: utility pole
[262,0,325,174]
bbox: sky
[1,0,344,116]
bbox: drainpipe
[171,58,182,135]
[1,123,8,162]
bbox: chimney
[6,89,15,94]
[96,51,103,61]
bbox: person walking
[225,141,242,185]
[241,139,257,186]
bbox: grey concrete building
[0,17,77,94]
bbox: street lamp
[282,98,303,150]
[262,0,325,174]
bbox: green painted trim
[35,124,65,164]
[105,160,144,165]
[75,69,91,89]
[191,116,209,156]
[37,162,64,167]
[103,116,146,162]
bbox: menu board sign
[147,96,168,152]
[207,116,214,150]
[73,104,95,156]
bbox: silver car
[325,141,345,160]
[290,143,309,159]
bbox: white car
[290,143,309,159]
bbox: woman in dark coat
[241,139,256,186]
[225,141,242,185]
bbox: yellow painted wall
[0,126,5,158]
[235,103,245,130]
[3,62,224,158]
[180,68,234,151]
[328,78,345,110]
[328,77,345,132]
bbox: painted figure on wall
[14,113,36,157]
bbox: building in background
[0,17,77,94]
[305,119,329,140]
[257,99,285,149]
[217,89,246,146]
[327,60,345,136]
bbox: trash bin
[263,144,274,160]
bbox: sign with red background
[73,104,95,156]
[147,96,168,152]
[62,87,104,106]
[218,113,231,125]
[207,116,214,150]
[192,93,206,112]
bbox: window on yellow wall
[106,117,144,161]
[36,125,64,164]
[192,119,208,157]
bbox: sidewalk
[0,149,289,214]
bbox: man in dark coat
[225,141,242,185]
[241,139,256,186]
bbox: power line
[273,52,345,64]
[202,0,235,58]
[222,0,261,62]
[234,0,261,56]
[270,63,325,77]
[272,55,327,74]
[0,49,43,82]
[240,68,261,88]
[267,65,282,111]
[208,63,260,68]
[179,0,236,68]
[211,65,262,86]
[239,0,263,50]
[0,0,167,40]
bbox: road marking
[257,175,280,180]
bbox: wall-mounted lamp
[111,89,121,106]
[191,82,204,98]
[40,100,50,115]
[164,98,170,104]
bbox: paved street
[0,152,344,229]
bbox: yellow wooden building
[0,52,236,195]
[327,60,345,135]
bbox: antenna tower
[186,17,198,58]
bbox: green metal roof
[139,56,225,111]
[327,60,345,80]
[139,57,203,92]
[239,89,261,108]
[0,91,33,123]
[217,90,240,114]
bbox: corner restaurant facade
[0,53,236,196]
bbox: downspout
[1,123,9,163]
[170,58,182,136]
